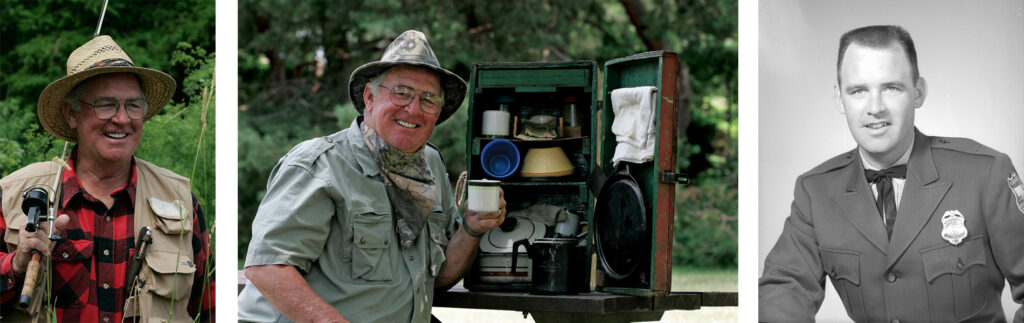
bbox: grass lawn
[432,266,737,322]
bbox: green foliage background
[238,0,737,268]
[0,0,216,232]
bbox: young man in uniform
[759,25,1024,322]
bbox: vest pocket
[133,249,196,322]
[920,234,988,320]
[351,213,394,282]
[143,249,197,299]
[148,197,192,235]
[820,247,866,321]
[426,209,449,278]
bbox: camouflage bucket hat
[37,35,177,142]
[348,30,467,125]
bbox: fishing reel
[21,186,62,241]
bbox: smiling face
[836,43,927,167]
[362,65,441,153]
[63,73,145,166]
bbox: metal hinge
[659,171,690,185]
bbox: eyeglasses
[78,98,149,120]
[378,84,444,114]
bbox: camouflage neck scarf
[360,121,436,249]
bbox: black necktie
[865,165,907,239]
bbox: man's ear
[913,76,928,109]
[834,85,846,115]
[63,102,77,129]
[362,84,375,113]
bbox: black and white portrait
[758,1,1024,322]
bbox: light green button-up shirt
[239,119,459,323]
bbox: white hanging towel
[610,86,658,166]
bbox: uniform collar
[60,147,137,208]
[844,128,938,192]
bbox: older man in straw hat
[0,35,214,322]
[239,30,507,322]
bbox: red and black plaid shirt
[0,152,215,322]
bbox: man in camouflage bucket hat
[240,30,507,322]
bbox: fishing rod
[94,0,110,38]
[19,144,69,309]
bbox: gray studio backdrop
[758,1,1024,322]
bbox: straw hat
[348,30,467,125]
[37,35,176,142]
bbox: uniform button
[62,252,69,259]
[886,272,897,283]
[408,256,414,261]
[102,283,110,289]
[956,259,965,270]
[105,216,111,222]
[103,249,110,256]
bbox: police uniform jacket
[759,130,1024,323]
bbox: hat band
[87,58,135,70]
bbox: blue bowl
[481,139,520,179]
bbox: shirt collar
[59,147,138,208]
[348,117,382,177]
[859,135,915,171]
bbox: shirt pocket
[426,207,449,278]
[50,238,94,309]
[820,247,866,321]
[351,212,394,282]
[920,234,988,320]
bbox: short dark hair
[837,25,919,85]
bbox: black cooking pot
[511,237,578,294]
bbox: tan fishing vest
[0,158,197,322]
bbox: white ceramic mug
[467,179,501,213]
[554,210,580,237]
[481,110,511,137]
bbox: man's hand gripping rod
[19,187,64,309]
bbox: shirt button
[62,252,69,259]
[103,316,110,322]
[103,249,110,256]
[105,216,111,222]
[103,283,110,289]
[408,256,414,261]
[886,272,897,283]
[360,237,366,244]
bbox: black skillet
[593,162,649,280]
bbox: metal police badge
[1008,171,1024,215]
[940,210,968,246]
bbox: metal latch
[659,171,690,185]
